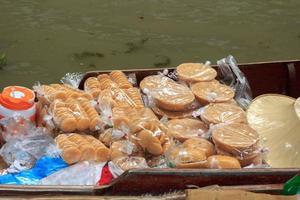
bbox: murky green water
[0,0,300,89]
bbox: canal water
[0,0,300,88]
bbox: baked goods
[167,146,207,169]
[183,138,215,157]
[167,118,208,142]
[206,155,241,169]
[191,81,235,105]
[214,145,260,167]
[50,98,103,132]
[110,140,144,160]
[177,63,217,82]
[140,75,195,111]
[55,133,110,164]
[112,156,149,171]
[201,103,247,125]
[38,84,93,105]
[152,103,199,119]
[84,77,101,99]
[212,123,259,155]
[110,70,133,89]
[212,123,260,166]
[97,74,117,90]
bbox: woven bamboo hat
[247,94,300,168]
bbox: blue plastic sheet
[0,156,68,185]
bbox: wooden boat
[0,59,299,196]
[79,59,300,98]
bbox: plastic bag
[0,117,60,170]
[110,140,144,161]
[39,161,105,185]
[55,133,110,165]
[108,156,149,178]
[60,72,84,89]
[127,108,170,156]
[140,75,195,112]
[166,118,208,142]
[199,102,247,125]
[0,156,68,185]
[211,123,262,167]
[217,55,252,109]
[49,98,104,133]
[165,138,214,168]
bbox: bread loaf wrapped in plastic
[55,133,110,164]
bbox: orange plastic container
[0,86,36,122]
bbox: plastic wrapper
[165,138,215,169]
[140,75,195,112]
[60,72,84,89]
[34,83,93,106]
[206,155,241,169]
[54,133,110,165]
[127,109,170,156]
[146,155,168,168]
[99,128,126,147]
[247,95,300,168]
[0,117,60,170]
[110,140,144,161]
[217,55,252,109]
[0,156,68,185]
[166,118,208,142]
[39,161,105,185]
[110,156,149,173]
[95,71,144,127]
[211,123,262,167]
[199,102,247,125]
[176,62,217,82]
[49,98,104,132]
[34,83,104,133]
[190,80,235,105]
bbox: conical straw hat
[247,94,300,168]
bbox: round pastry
[140,75,173,91]
[212,123,259,156]
[201,103,247,125]
[206,155,241,169]
[168,147,207,169]
[167,118,208,142]
[215,145,259,167]
[152,106,195,119]
[183,138,215,157]
[177,63,217,82]
[140,75,195,111]
[191,81,235,105]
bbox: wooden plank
[96,168,299,195]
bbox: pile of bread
[36,84,103,133]
[36,65,262,171]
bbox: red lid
[0,86,35,110]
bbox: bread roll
[206,155,241,169]
[137,129,163,156]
